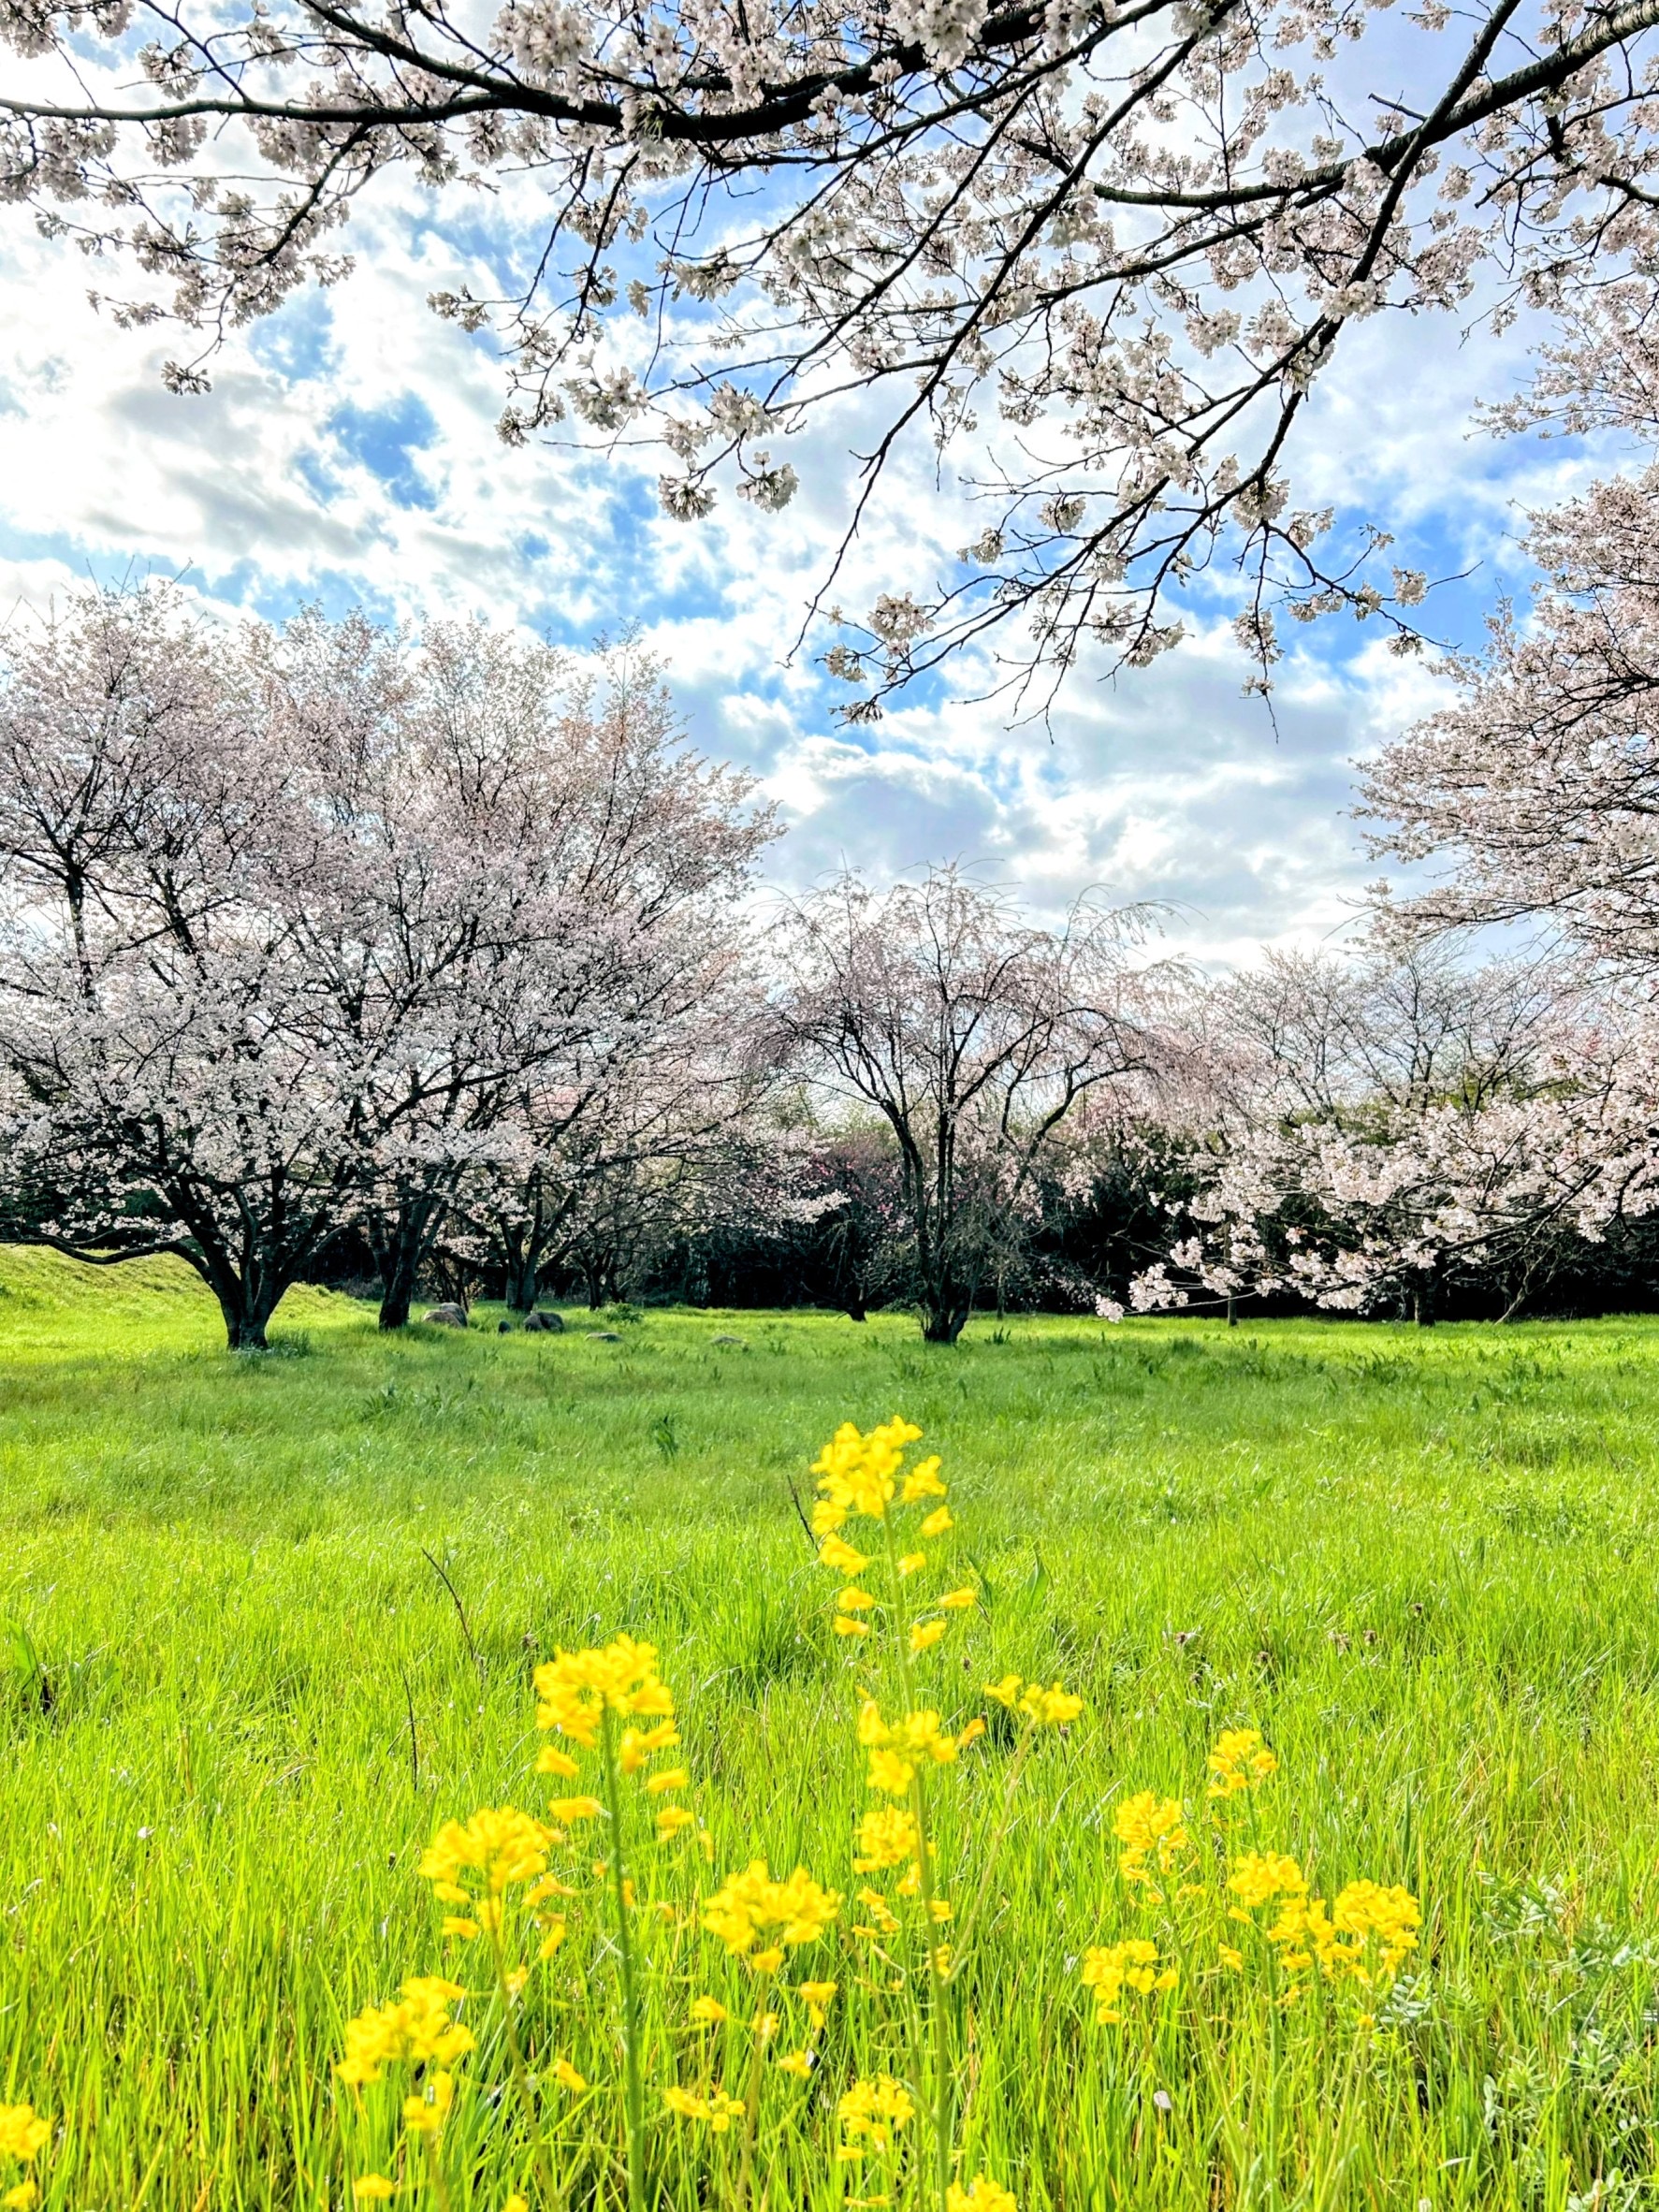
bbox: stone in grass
[710,1332,749,1348]
[423,1303,468,1328]
[589,1329,624,1342]
[523,1310,565,1333]
[498,1319,512,1333]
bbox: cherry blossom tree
[1362,464,1659,977]
[0,589,773,1346]
[0,587,378,1347]
[5,0,1659,700]
[772,864,1156,1340]
[293,624,774,1328]
[1130,942,1659,1322]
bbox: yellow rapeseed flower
[779,2050,813,2077]
[337,1978,473,2088]
[860,1702,959,1763]
[663,2086,747,2132]
[898,1551,926,1576]
[838,2075,915,2152]
[910,1620,949,1655]
[702,1862,842,1956]
[618,1720,680,1773]
[837,1587,878,1613]
[919,1506,953,1538]
[947,2177,1017,2212]
[812,1418,924,1525]
[0,2111,48,2166]
[836,1617,872,1637]
[1207,1728,1278,1799]
[852,1806,921,1870]
[547,1795,606,1824]
[799,1978,837,2027]
[1331,1879,1421,1974]
[352,2177,396,2202]
[1018,1681,1083,1727]
[939,1587,977,1610]
[532,1637,674,1750]
[552,2059,588,2092]
[1081,1938,1177,2023]
[819,1535,873,1576]
[984,1674,1022,1708]
[1113,1791,1189,1898]
[402,2069,456,2136]
[900,1457,947,1502]
[691,1995,728,2024]
[419,1808,553,1900]
[1227,1852,1308,1912]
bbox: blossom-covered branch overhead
[5,0,1659,700]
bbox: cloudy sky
[0,159,1617,968]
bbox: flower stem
[599,1706,647,2212]
[880,1508,953,2212]
[735,1981,767,2212]
[950,1723,1038,1968]
[489,1922,563,2211]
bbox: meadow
[1,1245,1657,2212]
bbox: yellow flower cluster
[1227,1850,1308,1913]
[984,1675,1084,1727]
[1081,1938,1178,2024]
[662,2085,748,2130]
[1230,1859,1420,1987]
[532,1638,695,1844]
[1113,1791,1190,1899]
[859,1700,968,1793]
[532,1636,675,1749]
[812,1418,928,1527]
[336,1975,474,2089]
[701,1860,842,1971]
[1207,1727,1278,1798]
[837,2074,915,2155]
[948,2178,1017,2212]
[813,1419,968,1652]
[852,1804,921,1871]
[0,2103,48,2212]
[417,1806,574,1949]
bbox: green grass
[2,1246,1658,2210]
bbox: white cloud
[0,160,1592,968]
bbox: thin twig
[400,1659,420,1789]
[422,1547,485,1680]
[782,1470,818,1550]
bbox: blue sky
[0,166,1613,968]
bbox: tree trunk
[920,1275,973,1342]
[1226,1292,1237,1328]
[378,1240,421,1332]
[503,1251,540,1314]
[214,1274,284,1351]
[1412,1272,1437,1327]
[371,1192,447,1331]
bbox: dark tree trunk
[1412,1272,1437,1327]
[503,1252,541,1314]
[378,1241,421,1332]
[371,1191,448,1331]
[211,1272,284,1351]
[1227,1293,1237,1328]
[920,1278,973,1342]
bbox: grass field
[2,1245,1658,2212]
